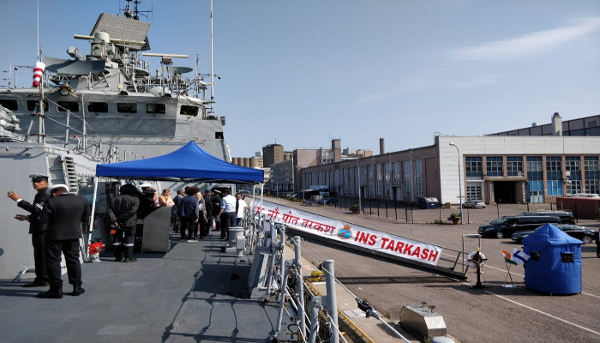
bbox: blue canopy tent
[87,141,264,254]
[95,141,264,183]
[522,223,582,295]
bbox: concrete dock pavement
[283,235,451,343]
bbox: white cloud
[452,17,600,61]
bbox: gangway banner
[253,200,442,266]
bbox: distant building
[488,113,600,137]
[264,140,373,194]
[302,135,600,205]
[301,115,600,205]
[262,144,284,168]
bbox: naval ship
[0,0,228,280]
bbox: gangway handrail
[285,225,468,280]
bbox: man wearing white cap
[36,184,90,299]
[7,174,51,287]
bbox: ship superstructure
[0,1,229,279]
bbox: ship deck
[0,235,287,343]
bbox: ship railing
[271,234,410,343]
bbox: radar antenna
[122,0,153,21]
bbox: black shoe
[69,287,85,296]
[123,257,137,263]
[23,281,49,288]
[36,290,63,299]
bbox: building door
[526,181,545,203]
[466,182,483,201]
[493,181,518,203]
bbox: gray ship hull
[0,141,98,279]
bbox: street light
[449,143,463,224]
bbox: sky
[1,1,599,158]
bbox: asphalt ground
[263,196,600,343]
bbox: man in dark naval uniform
[7,174,51,287]
[37,184,90,299]
[107,184,140,262]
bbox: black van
[478,215,561,239]
[519,211,576,224]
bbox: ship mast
[210,0,215,105]
[36,0,45,144]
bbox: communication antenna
[121,0,153,21]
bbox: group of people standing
[7,177,250,299]
[173,187,248,242]
[8,174,90,299]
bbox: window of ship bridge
[117,103,137,114]
[146,103,166,114]
[57,101,79,112]
[180,105,199,116]
[0,99,18,111]
[26,100,48,112]
[88,102,108,113]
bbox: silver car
[462,200,486,209]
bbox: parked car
[519,210,576,224]
[478,215,561,239]
[511,224,596,244]
[462,200,486,209]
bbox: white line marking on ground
[483,264,600,298]
[460,281,600,336]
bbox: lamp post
[449,143,463,224]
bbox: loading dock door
[493,181,518,203]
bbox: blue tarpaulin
[95,141,264,183]
[522,223,582,295]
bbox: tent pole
[85,177,100,262]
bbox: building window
[393,162,400,184]
[403,161,411,197]
[568,180,582,195]
[360,166,366,186]
[414,160,423,198]
[547,180,563,196]
[384,163,391,196]
[349,167,354,193]
[368,165,374,196]
[376,164,382,196]
[465,157,482,180]
[506,156,523,177]
[584,156,599,194]
[565,156,581,195]
[486,157,503,177]
[527,156,543,180]
[546,156,562,181]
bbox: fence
[326,197,569,225]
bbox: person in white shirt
[217,188,236,241]
[235,193,248,227]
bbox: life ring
[466,251,486,268]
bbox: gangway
[253,199,468,281]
